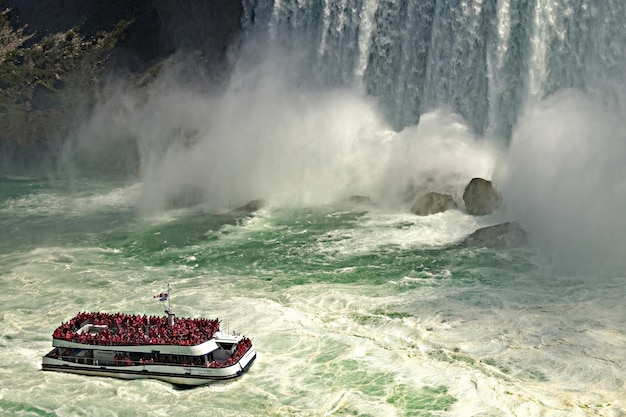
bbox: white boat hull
[42,348,257,387]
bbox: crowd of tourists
[208,337,253,368]
[52,311,221,346]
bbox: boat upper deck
[52,311,220,348]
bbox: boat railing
[51,355,247,368]
[49,346,253,369]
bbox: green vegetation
[0,7,131,143]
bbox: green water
[0,176,624,416]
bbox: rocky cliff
[0,0,243,172]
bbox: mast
[167,283,172,312]
[165,283,175,326]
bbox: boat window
[216,342,235,351]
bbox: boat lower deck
[42,348,257,387]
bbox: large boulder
[410,192,457,216]
[463,178,501,215]
[232,199,265,213]
[464,222,527,249]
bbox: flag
[153,292,169,301]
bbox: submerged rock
[232,199,265,213]
[410,192,457,216]
[464,222,527,249]
[463,178,501,215]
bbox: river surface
[0,175,624,416]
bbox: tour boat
[41,289,256,387]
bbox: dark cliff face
[4,0,243,73]
[1,0,243,174]
[150,1,244,74]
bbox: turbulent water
[2,0,626,416]
[0,175,624,416]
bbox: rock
[410,192,457,216]
[464,222,527,249]
[51,78,66,90]
[1,0,245,171]
[14,95,29,105]
[463,177,501,215]
[232,199,265,213]
[4,0,243,73]
[30,83,62,111]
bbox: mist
[498,89,626,270]
[65,48,500,213]
[58,56,626,273]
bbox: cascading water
[2,2,626,416]
[240,0,626,139]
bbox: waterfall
[240,0,626,140]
